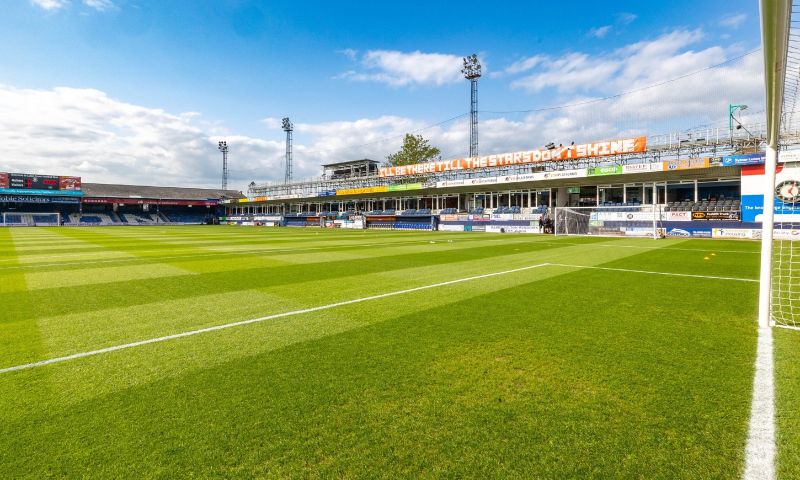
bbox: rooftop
[321,159,380,168]
[82,183,245,201]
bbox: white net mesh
[771,173,800,328]
[771,1,800,329]
[554,206,662,238]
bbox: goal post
[758,0,792,329]
[1,212,61,226]
[554,205,662,239]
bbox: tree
[385,134,441,166]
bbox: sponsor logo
[485,225,539,234]
[622,163,656,173]
[663,158,710,171]
[691,211,740,221]
[712,228,752,239]
[774,229,800,240]
[722,153,766,166]
[666,228,691,237]
[780,150,800,163]
[776,180,800,203]
[667,211,692,221]
[667,227,712,238]
[587,165,623,176]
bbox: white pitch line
[774,324,800,331]
[743,327,776,480]
[546,263,759,282]
[537,241,760,255]
[0,263,547,374]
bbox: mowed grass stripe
[0,265,758,478]
[1,233,659,372]
[0,233,542,272]
[0,234,557,288]
[775,329,800,478]
[0,230,51,369]
[4,235,741,384]
[1,252,606,415]
[0,234,578,323]
[0,240,594,367]
[1,263,553,374]
[4,227,483,262]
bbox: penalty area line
[0,263,548,375]
[545,263,759,283]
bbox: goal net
[771,173,800,328]
[2,212,60,226]
[760,1,800,329]
[554,205,663,239]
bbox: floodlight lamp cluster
[217,140,228,152]
[462,54,482,79]
[282,117,293,132]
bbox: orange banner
[378,136,647,177]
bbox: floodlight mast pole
[462,54,481,158]
[282,117,293,184]
[728,104,748,145]
[217,141,229,191]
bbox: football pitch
[0,226,798,478]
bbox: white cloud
[503,55,546,75]
[493,28,763,149]
[83,0,114,11]
[0,85,298,192]
[511,52,621,93]
[0,25,764,193]
[30,0,115,11]
[336,50,467,87]
[338,48,358,61]
[616,12,637,25]
[511,29,713,94]
[30,0,69,10]
[589,25,612,39]
[720,13,747,28]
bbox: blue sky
[0,0,763,190]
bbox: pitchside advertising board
[740,164,800,222]
[0,172,82,196]
[665,227,713,238]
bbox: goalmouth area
[0,226,798,478]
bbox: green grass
[0,225,788,478]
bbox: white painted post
[758,145,778,328]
